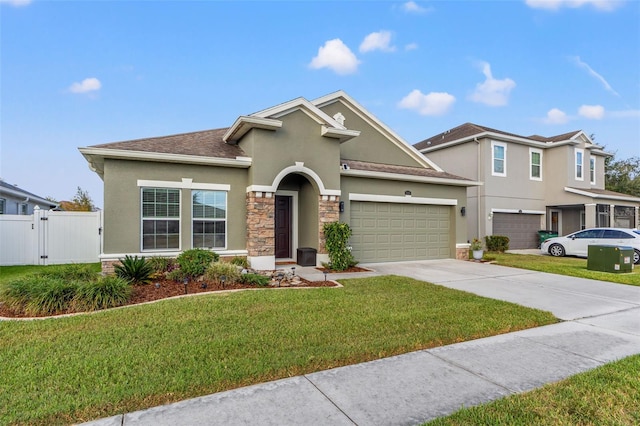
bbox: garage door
[492,213,540,249]
[350,201,450,262]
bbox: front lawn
[489,253,640,286]
[0,275,557,425]
[426,353,640,425]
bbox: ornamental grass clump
[204,261,241,284]
[239,272,270,287]
[73,276,132,311]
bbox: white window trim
[491,141,507,177]
[191,189,228,251]
[589,157,596,185]
[137,178,230,191]
[140,187,182,252]
[529,148,543,181]
[575,148,584,181]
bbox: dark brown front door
[275,195,292,258]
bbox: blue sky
[1,0,638,208]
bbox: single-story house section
[80,91,479,272]
[0,179,58,215]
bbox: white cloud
[609,109,640,118]
[69,77,102,94]
[405,43,419,51]
[309,39,360,75]
[544,108,569,124]
[398,90,456,116]
[570,56,619,97]
[578,104,605,119]
[525,0,623,11]
[469,62,516,106]
[360,31,396,53]
[402,1,431,14]
[0,0,32,6]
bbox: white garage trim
[349,193,457,206]
[491,208,545,215]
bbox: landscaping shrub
[25,278,79,316]
[239,273,270,287]
[230,256,249,268]
[73,276,132,311]
[38,263,97,282]
[176,249,218,278]
[204,262,240,284]
[0,275,44,312]
[114,255,154,285]
[146,256,176,274]
[323,222,357,271]
[167,269,188,283]
[485,235,510,252]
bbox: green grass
[426,353,640,425]
[0,275,557,425]
[489,253,640,286]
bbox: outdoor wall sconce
[339,201,345,212]
[460,207,466,217]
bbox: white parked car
[541,227,640,265]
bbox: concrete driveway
[84,259,640,426]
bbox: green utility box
[537,230,558,247]
[587,245,634,273]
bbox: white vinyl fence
[0,207,102,266]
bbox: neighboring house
[414,123,640,249]
[79,91,478,272]
[0,179,57,215]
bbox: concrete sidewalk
[83,260,640,426]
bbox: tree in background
[57,187,96,211]
[605,156,640,197]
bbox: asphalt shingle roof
[341,159,471,182]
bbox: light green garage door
[350,201,451,263]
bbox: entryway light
[461,207,466,217]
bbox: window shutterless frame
[529,148,543,181]
[491,141,507,177]
[575,148,584,181]
[589,157,596,185]
[140,187,181,251]
[191,190,227,250]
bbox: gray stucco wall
[102,159,248,255]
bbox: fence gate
[0,208,102,266]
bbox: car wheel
[549,244,565,257]
[634,250,640,265]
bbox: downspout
[475,137,481,239]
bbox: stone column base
[456,244,471,260]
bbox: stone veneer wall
[456,246,470,260]
[246,191,275,257]
[318,195,340,254]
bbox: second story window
[590,157,596,185]
[492,141,507,177]
[530,148,542,181]
[575,148,584,181]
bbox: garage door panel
[493,213,540,249]
[350,201,451,263]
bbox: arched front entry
[245,163,340,270]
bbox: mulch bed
[0,277,338,319]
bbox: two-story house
[0,179,58,215]
[414,123,640,249]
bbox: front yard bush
[239,273,270,287]
[114,255,154,285]
[323,222,357,271]
[146,256,176,274]
[38,263,97,282]
[177,249,218,278]
[204,261,241,284]
[485,235,510,252]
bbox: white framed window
[491,141,507,177]
[529,148,543,181]
[19,203,28,215]
[192,190,227,249]
[589,157,596,185]
[575,148,584,181]
[141,187,181,251]
[0,198,5,214]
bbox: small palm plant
[114,255,154,285]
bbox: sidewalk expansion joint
[302,375,359,425]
